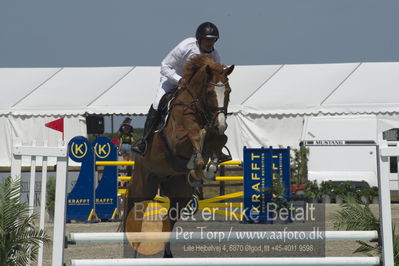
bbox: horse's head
[204,63,234,135]
[181,55,235,135]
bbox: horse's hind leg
[164,243,173,258]
[161,175,194,258]
[162,198,191,258]
[123,179,158,232]
[125,200,150,257]
[122,159,159,257]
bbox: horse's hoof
[187,172,201,187]
[203,163,218,181]
[190,169,202,180]
[195,158,205,170]
[163,252,173,258]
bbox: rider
[132,22,231,162]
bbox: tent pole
[111,115,114,134]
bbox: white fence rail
[68,230,379,244]
[11,139,398,266]
[71,257,380,266]
[11,138,68,266]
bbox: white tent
[226,62,399,161]
[1,62,399,166]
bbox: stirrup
[218,146,232,163]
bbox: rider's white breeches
[152,79,175,111]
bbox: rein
[173,79,228,128]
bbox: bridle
[181,79,229,129]
[171,67,229,129]
[204,81,229,125]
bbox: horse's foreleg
[204,156,219,180]
[186,129,207,181]
[201,134,228,180]
[187,129,205,167]
[206,134,228,161]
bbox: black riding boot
[132,105,160,155]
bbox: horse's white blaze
[214,82,227,134]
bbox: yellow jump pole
[96,161,135,166]
[118,176,132,181]
[215,176,243,181]
[97,160,239,167]
[118,176,243,182]
[219,160,241,166]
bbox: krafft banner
[243,147,290,223]
[93,136,118,220]
[67,136,96,222]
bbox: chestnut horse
[122,55,234,257]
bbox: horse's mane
[180,55,224,88]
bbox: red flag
[45,118,64,140]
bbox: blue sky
[2,0,398,130]
[2,0,398,68]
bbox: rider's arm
[160,47,183,85]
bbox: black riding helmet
[196,22,219,41]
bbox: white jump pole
[301,141,395,266]
[378,144,395,266]
[71,257,380,266]
[51,145,68,266]
[68,230,379,244]
[67,141,395,266]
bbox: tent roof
[0,68,60,114]
[1,62,399,116]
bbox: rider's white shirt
[159,37,221,93]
